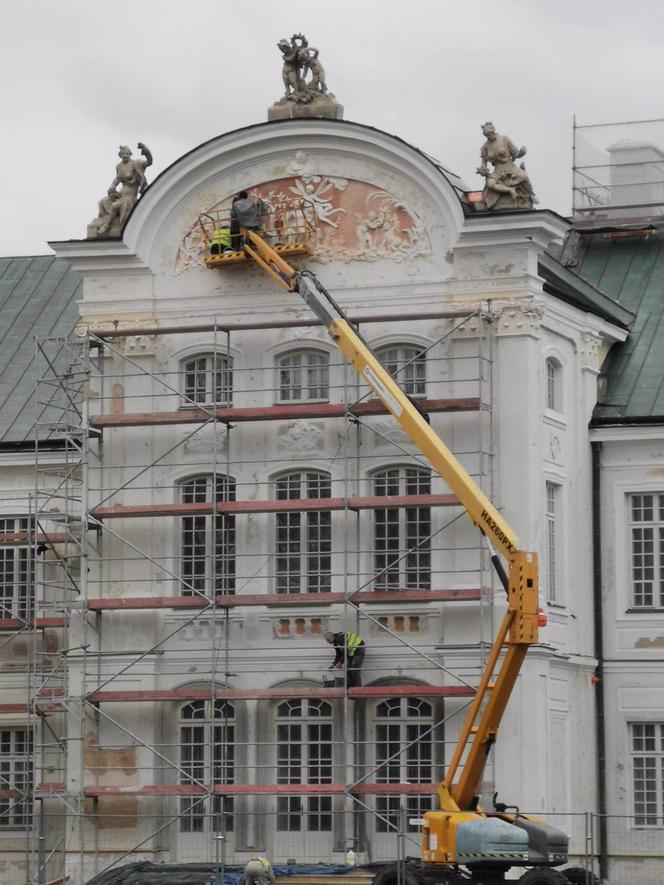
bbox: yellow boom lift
[200,204,582,885]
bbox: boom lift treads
[201,209,573,885]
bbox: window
[373,467,431,590]
[182,353,232,406]
[179,700,234,833]
[275,471,332,594]
[629,493,664,608]
[630,723,664,826]
[0,518,31,620]
[0,729,32,827]
[375,698,432,833]
[276,699,333,832]
[376,344,426,397]
[179,475,236,594]
[545,357,562,412]
[277,350,329,402]
[545,482,560,602]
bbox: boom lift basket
[199,198,319,268]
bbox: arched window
[179,699,235,834]
[276,698,333,833]
[0,517,31,618]
[376,344,426,397]
[277,349,329,402]
[374,697,433,833]
[179,474,236,594]
[545,357,562,412]
[182,353,233,407]
[275,471,332,594]
[372,466,431,590]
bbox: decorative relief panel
[175,151,431,273]
[278,420,325,453]
[183,427,229,455]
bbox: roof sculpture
[87,143,153,239]
[476,122,538,210]
[268,33,343,121]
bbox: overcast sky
[2,0,664,256]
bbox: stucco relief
[183,427,229,455]
[579,331,602,370]
[370,417,411,448]
[277,419,325,452]
[488,298,544,336]
[175,155,431,273]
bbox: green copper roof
[568,226,664,422]
[0,255,81,444]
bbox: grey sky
[2,0,664,256]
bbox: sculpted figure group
[477,122,538,210]
[88,143,153,239]
[278,33,328,103]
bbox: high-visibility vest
[256,857,271,871]
[211,227,232,248]
[345,632,363,657]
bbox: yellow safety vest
[211,227,232,248]
[257,857,271,871]
[346,632,363,657]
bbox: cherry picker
[200,203,583,885]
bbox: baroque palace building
[1,80,663,885]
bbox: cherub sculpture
[277,34,329,102]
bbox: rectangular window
[0,518,31,620]
[180,476,235,595]
[275,472,331,594]
[0,729,32,828]
[545,482,559,602]
[629,494,664,608]
[630,723,664,826]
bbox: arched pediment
[122,119,467,283]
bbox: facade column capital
[488,297,544,338]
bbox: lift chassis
[210,226,577,885]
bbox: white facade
[0,119,631,883]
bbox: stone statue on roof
[476,122,538,210]
[269,34,342,121]
[87,142,153,238]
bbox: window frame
[0,727,33,829]
[180,352,233,408]
[544,356,563,413]
[273,470,333,595]
[627,492,664,610]
[177,474,236,596]
[276,698,334,833]
[375,342,427,398]
[0,517,32,621]
[275,348,330,404]
[178,699,235,834]
[545,480,561,604]
[629,721,664,828]
[371,465,432,591]
[373,697,433,834]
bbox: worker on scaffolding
[244,855,276,885]
[230,190,270,245]
[325,630,365,688]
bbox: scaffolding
[16,303,501,884]
[572,116,664,221]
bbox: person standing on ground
[244,855,276,885]
[325,630,365,688]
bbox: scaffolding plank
[88,308,477,339]
[86,588,483,611]
[89,397,480,429]
[91,493,459,521]
[0,617,67,630]
[87,685,474,703]
[77,783,436,796]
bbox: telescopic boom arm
[243,230,540,812]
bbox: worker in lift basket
[209,224,233,255]
[325,630,365,688]
[230,190,269,245]
[244,855,276,885]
